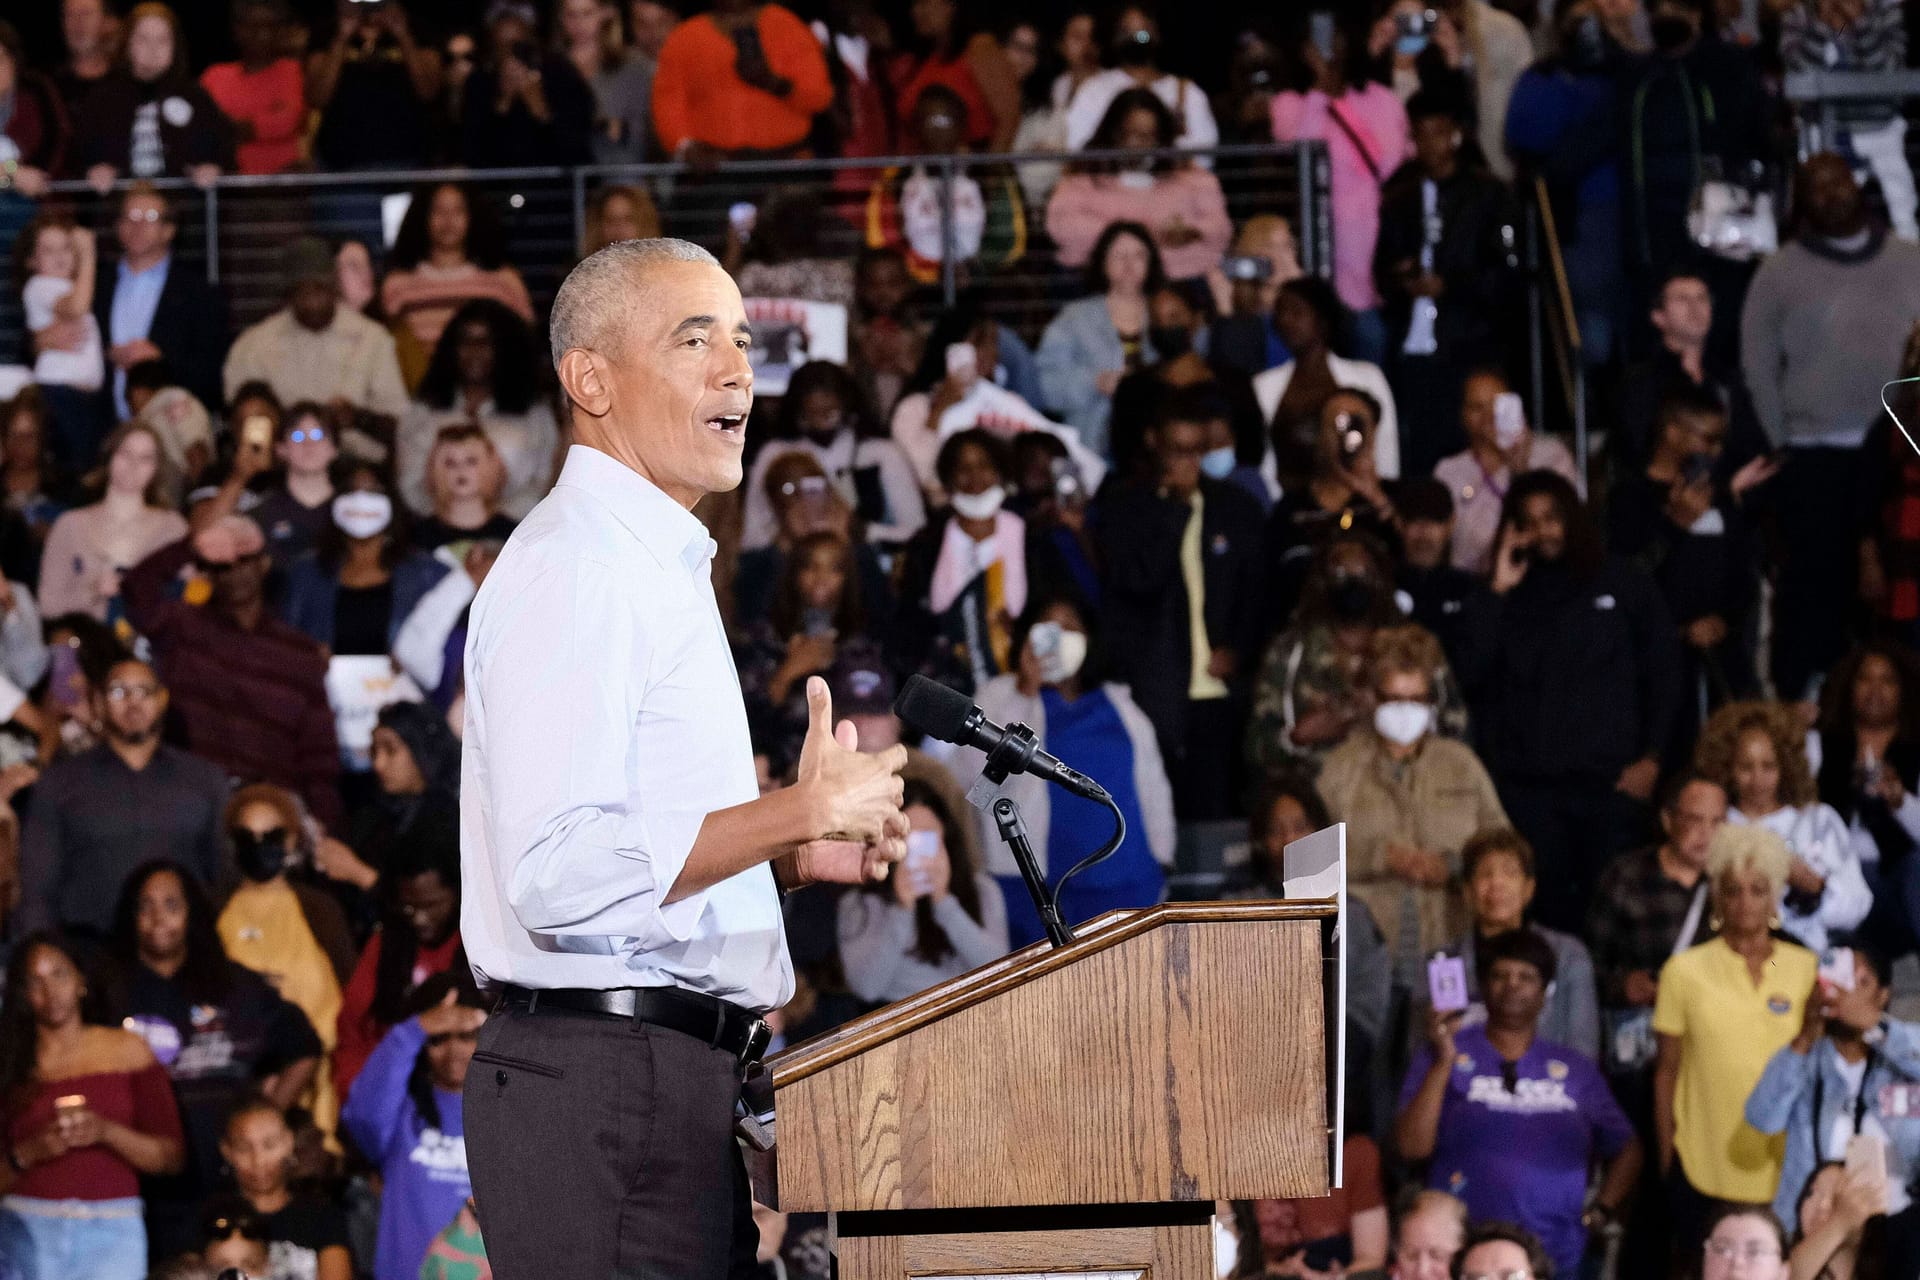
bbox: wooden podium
[768,899,1339,1279]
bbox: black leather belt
[498,984,771,1067]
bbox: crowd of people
[0,0,1918,1278]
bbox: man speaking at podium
[458,239,910,1279]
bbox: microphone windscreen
[894,674,974,744]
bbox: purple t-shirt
[1398,1027,1632,1277]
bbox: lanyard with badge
[1605,880,1709,1073]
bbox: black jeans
[463,1003,759,1280]
[1771,445,1865,702]
[1170,694,1246,821]
[1497,777,1653,935]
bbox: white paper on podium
[1282,822,1346,1190]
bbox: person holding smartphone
[0,932,185,1280]
[456,7,596,167]
[1396,929,1640,1280]
[1607,386,1772,764]
[1430,370,1578,576]
[1457,470,1681,933]
[1745,946,1920,1242]
[836,779,1008,1005]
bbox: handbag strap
[1326,97,1385,184]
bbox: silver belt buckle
[739,1017,772,1068]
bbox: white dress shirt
[461,445,794,1011]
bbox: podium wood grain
[772,902,1332,1212]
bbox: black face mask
[1329,573,1378,620]
[1148,325,1191,359]
[232,828,291,882]
[1650,15,1694,51]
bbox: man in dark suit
[88,182,229,435]
[1095,385,1265,819]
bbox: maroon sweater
[122,538,342,826]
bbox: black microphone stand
[971,722,1075,948]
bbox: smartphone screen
[1846,1131,1889,1190]
[904,829,939,895]
[1493,392,1526,448]
[1429,953,1469,1013]
[242,414,274,455]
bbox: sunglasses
[229,827,290,846]
[204,1212,267,1242]
[287,426,328,444]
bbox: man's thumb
[805,676,832,737]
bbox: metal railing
[1527,175,1590,486]
[1783,67,1920,156]
[0,141,1331,357]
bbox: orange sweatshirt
[651,5,833,154]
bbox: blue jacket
[1745,1018,1920,1232]
[341,1017,471,1280]
[1036,295,1159,459]
[280,551,448,652]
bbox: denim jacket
[1744,1018,1920,1232]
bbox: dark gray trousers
[463,1004,759,1280]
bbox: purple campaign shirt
[1398,1027,1633,1277]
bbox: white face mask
[949,485,1005,521]
[332,491,393,540]
[1373,699,1433,746]
[1029,621,1088,684]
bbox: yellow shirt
[219,879,345,1139]
[1181,491,1227,702]
[1652,936,1817,1202]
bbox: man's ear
[558,349,613,419]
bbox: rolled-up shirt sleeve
[476,555,704,948]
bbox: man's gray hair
[548,237,721,369]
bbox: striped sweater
[1781,0,1908,126]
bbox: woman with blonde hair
[1653,824,1818,1251]
[413,425,515,550]
[1695,700,1872,955]
[37,420,185,622]
[579,182,664,256]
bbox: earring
[1709,913,1722,932]
[1770,913,1782,930]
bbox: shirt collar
[556,444,716,576]
[118,253,170,283]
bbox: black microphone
[894,675,1111,802]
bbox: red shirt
[8,1064,184,1201]
[200,58,306,174]
[332,930,463,1105]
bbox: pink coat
[1270,85,1411,312]
[1045,168,1235,281]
